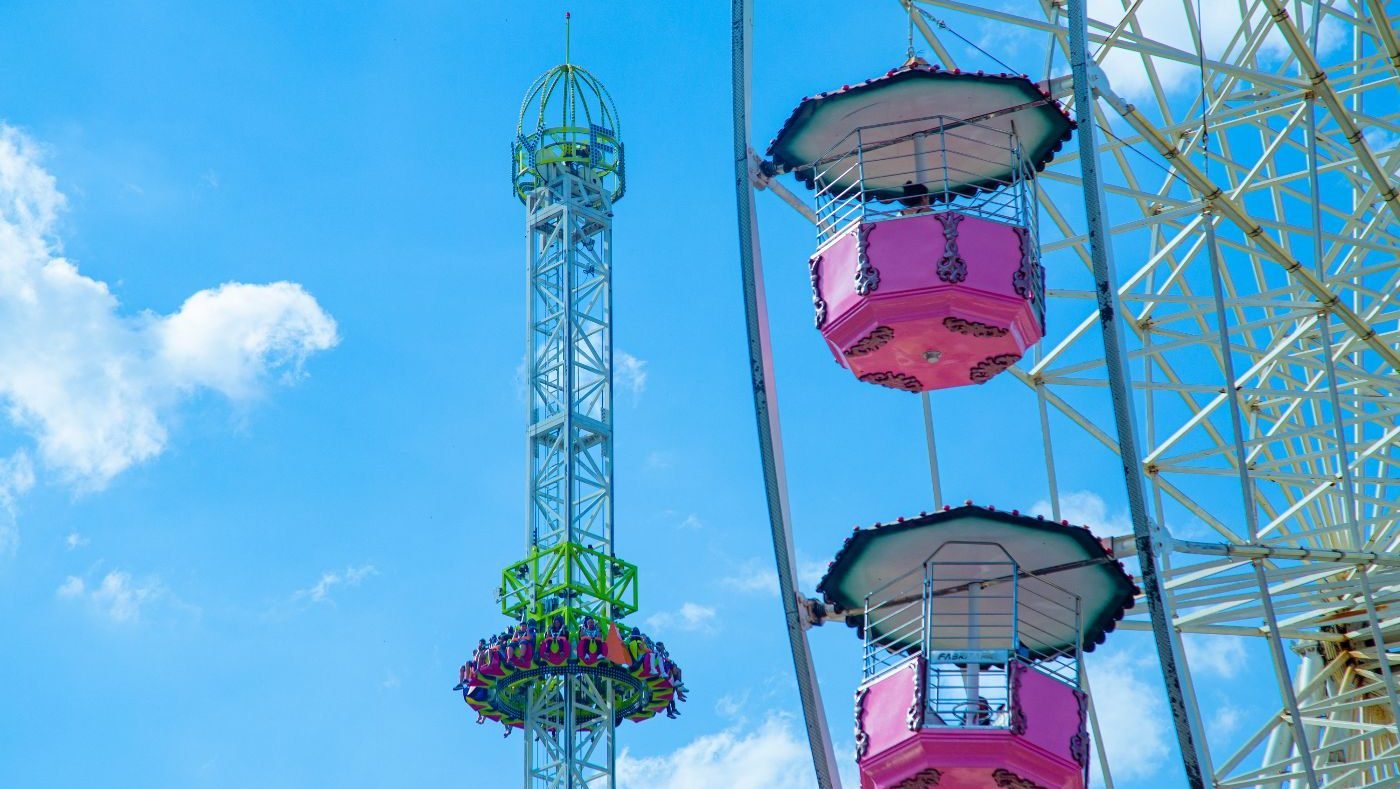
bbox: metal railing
[861,542,1083,730]
[802,114,1040,249]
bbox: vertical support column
[524,164,618,788]
[1064,1,1212,786]
[730,0,843,785]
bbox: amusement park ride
[455,20,684,787]
[728,0,1400,788]
[460,0,1400,785]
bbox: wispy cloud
[292,564,378,605]
[677,513,703,530]
[64,532,89,550]
[645,602,717,634]
[645,450,674,471]
[0,450,34,556]
[1208,701,1244,740]
[0,124,337,543]
[1030,490,1132,536]
[617,714,813,789]
[1087,648,1170,784]
[721,560,778,596]
[1184,633,1248,680]
[57,570,187,624]
[721,558,827,596]
[616,350,647,403]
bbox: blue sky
[0,2,1296,787]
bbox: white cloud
[0,450,33,556]
[645,450,674,471]
[714,691,749,718]
[1030,490,1132,536]
[1184,633,1247,680]
[616,350,647,402]
[0,124,337,502]
[678,513,703,530]
[56,570,170,624]
[514,353,529,402]
[722,558,828,596]
[56,575,84,598]
[722,560,779,596]
[1208,701,1244,740]
[381,670,400,690]
[617,715,813,789]
[1087,649,1170,783]
[1087,0,1344,101]
[798,559,826,590]
[645,602,717,634]
[292,564,377,604]
[64,532,88,550]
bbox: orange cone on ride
[604,622,631,667]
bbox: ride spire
[454,33,682,788]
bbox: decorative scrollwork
[1069,689,1090,767]
[1009,663,1027,736]
[853,686,870,762]
[969,353,1021,385]
[854,224,881,295]
[809,255,828,329]
[935,212,967,284]
[859,371,923,392]
[906,659,925,730]
[992,769,1048,789]
[943,316,1008,338]
[845,326,894,357]
[892,768,943,788]
[1011,225,1046,332]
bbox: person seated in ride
[510,620,537,670]
[657,642,687,702]
[577,616,604,665]
[540,615,571,666]
[652,641,683,719]
[963,695,993,727]
[626,627,653,676]
[480,634,506,677]
[652,641,670,679]
[898,180,931,215]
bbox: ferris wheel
[730,1,1400,787]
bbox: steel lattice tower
[516,65,628,786]
[455,24,683,789]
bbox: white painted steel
[902,1,1400,785]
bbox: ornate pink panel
[811,211,1044,392]
[855,660,1086,789]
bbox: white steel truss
[902,0,1400,786]
[523,161,617,787]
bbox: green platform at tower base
[500,541,639,627]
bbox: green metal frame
[500,542,639,629]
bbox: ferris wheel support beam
[1067,1,1212,786]
[1203,213,1322,788]
[1364,0,1400,74]
[730,1,842,786]
[1261,0,1400,229]
[1301,0,1400,729]
[1087,76,1400,376]
[914,0,1305,92]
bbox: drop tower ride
[455,21,685,788]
